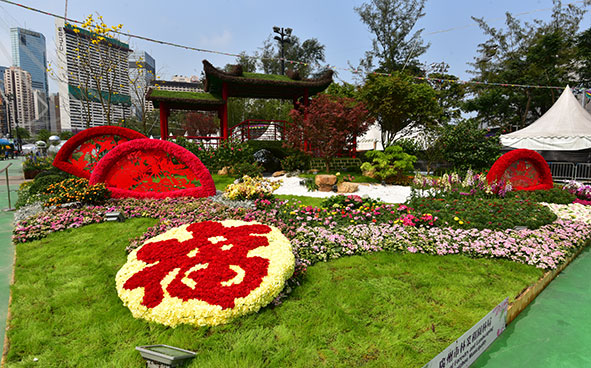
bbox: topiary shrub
[360,145,416,184]
[29,175,66,195]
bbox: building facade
[55,18,131,131]
[48,93,61,133]
[128,50,156,119]
[3,66,35,134]
[10,28,48,96]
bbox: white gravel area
[269,176,412,204]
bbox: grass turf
[274,194,326,208]
[6,218,543,367]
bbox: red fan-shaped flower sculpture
[89,139,216,199]
[53,126,146,179]
[486,149,553,191]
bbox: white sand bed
[269,176,412,204]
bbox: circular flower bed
[116,219,295,327]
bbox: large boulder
[253,149,281,173]
[315,174,337,192]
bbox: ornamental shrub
[175,137,254,171]
[360,145,416,183]
[29,175,65,195]
[281,151,311,172]
[43,178,110,207]
[407,196,556,230]
[230,161,263,178]
[438,119,501,172]
[22,154,53,172]
[512,187,576,205]
[35,167,72,180]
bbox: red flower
[123,221,272,309]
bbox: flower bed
[13,196,591,272]
[116,220,294,327]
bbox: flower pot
[23,169,40,179]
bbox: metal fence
[548,162,591,183]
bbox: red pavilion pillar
[221,82,229,141]
[303,88,310,152]
[159,102,170,140]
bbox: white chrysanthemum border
[115,219,295,327]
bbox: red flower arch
[89,139,216,199]
[53,126,146,179]
[486,149,553,191]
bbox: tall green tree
[354,0,428,74]
[467,0,589,130]
[259,35,326,78]
[359,73,442,147]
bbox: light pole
[273,26,292,75]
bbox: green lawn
[6,219,543,367]
[275,194,326,207]
[210,174,236,192]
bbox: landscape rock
[315,174,337,186]
[337,182,359,193]
[217,166,230,176]
[317,184,333,192]
[253,149,281,173]
[272,170,286,177]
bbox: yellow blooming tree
[49,15,128,128]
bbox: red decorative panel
[89,139,216,199]
[53,126,146,179]
[487,149,553,191]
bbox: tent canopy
[500,86,591,151]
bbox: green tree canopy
[359,73,442,147]
[354,0,428,74]
[466,0,589,130]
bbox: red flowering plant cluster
[90,139,216,199]
[486,149,553,191]
[53,126,146,179]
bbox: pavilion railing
[230,120,287,142]
[169,136,223,149]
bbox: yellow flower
[454,216,459,221]
[459,221,464,225]
[115,220,294,327]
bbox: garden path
[0,158,22,355]
[473,247,591,367]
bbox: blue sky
[0,0,588,92]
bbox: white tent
[500,86,591,151]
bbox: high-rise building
[10,28,48,96]
[55,18,131,131]
[0,95,7,135]
[128,50,155,119]
[48,93,61,133]
[0,66,7,93]
[3,66,35,134]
